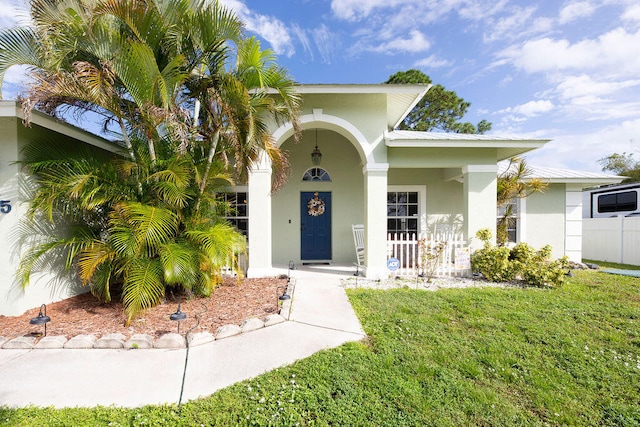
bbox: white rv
[583,183,640,218]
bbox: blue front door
[301,191,332,260]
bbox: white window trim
[223,186,249,235]
[518,197,526,243]
[302,167,331,182]
[387,185,427,235]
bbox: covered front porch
[242,85,547,280]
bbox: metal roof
[499,162,624,186]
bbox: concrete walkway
[0,277,366,408]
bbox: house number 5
[0,200,11,214]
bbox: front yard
[2,268,639,426]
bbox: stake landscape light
[29,304,51,337]
[170,300,187,333]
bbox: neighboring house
[0,85,623,314]
[0,101,118,315]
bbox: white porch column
[565,184,583,262]
[364,163,389,279]
[463,165,498,250]
[246,155,274,278]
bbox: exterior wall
[387,147,497,168]
[0,118,91,315]
[271,130,364,265]
[388,168,464,234]
[463,166,497,249]
[299,94,388,154]
[522,184,567,260]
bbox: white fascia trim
[392,84,432,130]
[521,178,623,186]
[463,165,498,174]
[0,101,121,153]
[292,84,429,94]
[386,140,548,149]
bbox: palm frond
[111,202,179,256]
[0,27,42,95]
[122,257,165,323]
[158,241,199,288]
[186,222,246,268]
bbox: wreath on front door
[307,192,325,216]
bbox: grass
[584,259,640,270]
[2,269,639,426]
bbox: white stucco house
[245,84,621,279]
[0,85,622,314]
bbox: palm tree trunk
[118,117,143,197]
[194,128,220,211]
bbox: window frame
[597,190,638,214]
[222,186,248,238]
[386,185,427,238]
[302,167,331,182]
[497,197,525,243]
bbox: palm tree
[497,157,547,246]
[2,0,301,321]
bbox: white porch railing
[387,232,469,277]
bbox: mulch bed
[0,277,287,341]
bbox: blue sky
[2,0,640,173]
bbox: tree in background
[385,69,492,134]
[0,0,301,322]
[598,152,640,183]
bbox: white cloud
[498,100,554,118]
[524,118,640,172]
[0,0,30,28]
[292,24,313,61]
[248,15,295,57]
[1,64,33,99]
[414,55,452,68]
[622,4,640,21]
[312,24,337,64]
[483,6,536,43]
[502,28,640,75]
[556,74,640,101]
[219,0,295,57]
[512,100,554,116]
[3,64,31,86]
[331,0,403,21]
[558,1,596,24]
[370,30,430,54]
[455,0,510,22]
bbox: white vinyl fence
[386,232,470,277]
[583,217,640,265]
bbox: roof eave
[385,139,549,148]
[526,177,625,187]
[0,100,120,153]
[392,84,432,129]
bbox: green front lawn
[2,270,639,426]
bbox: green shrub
[516,243,569,287]
[471,229,568,287]
[471,244,516,282]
